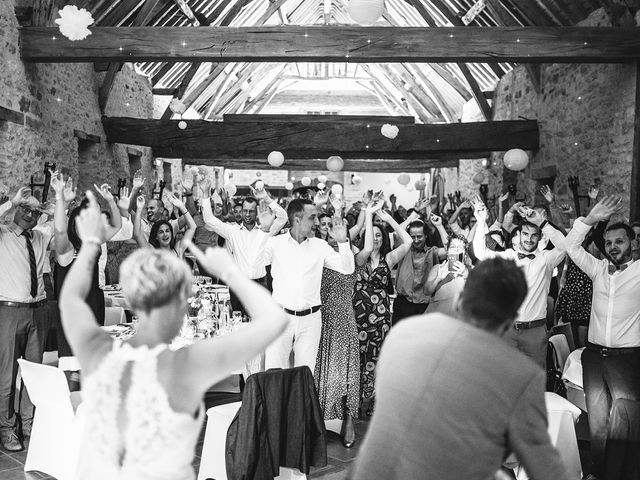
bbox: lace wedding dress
[77,341,203,480]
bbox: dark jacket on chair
[225,366,327,480]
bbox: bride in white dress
[58,191,288,480]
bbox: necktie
[608,263,629,275]
[21,230,38,298]
[517,252,536,260]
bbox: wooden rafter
[630,62,640,219]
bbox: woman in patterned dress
[353,204,412,415]
[314,218,360,447]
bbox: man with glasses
[0,188,53,451]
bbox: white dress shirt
[261,233,355,310]
[566,218,640,347]
[474,220,566,323]
[202,197,287,279]
[0,201,53,302]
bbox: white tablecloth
[562,347,585,389]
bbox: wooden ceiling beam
[223,114,417,123]
[101,117,539,159]
[23,26,640,64]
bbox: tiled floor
[0,441,53,479]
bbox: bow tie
[517,253,536,260]
[608,263,629,275]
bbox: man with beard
[473,199,566,367]
[0,188,53,451]
[565,196,640,480]
[202,186,286,314]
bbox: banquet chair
[104,306,125,326]
[548,334,571,372]
[17,359,83,480]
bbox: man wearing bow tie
[473,199,566,367]
[565,196,640,480]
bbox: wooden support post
[631,62,640,220]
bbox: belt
[513,318,546,330]
[0,300,46,309]
[284,305,321,317]
[587,342,640,357]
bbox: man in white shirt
[261,199,354,374]
[448,200,473,239]
[0,188,53,452]
[202,188,287,313]
[565,195,640,480]
[473,201,566,367]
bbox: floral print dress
[353,259,392,403]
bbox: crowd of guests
[0,167,638,480]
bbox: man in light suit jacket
[351,257,571,480]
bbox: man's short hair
[407,220,426,234]
[605,222,636,242]
[459,258,527,330]
[520,221,541,235]
[242,196,258,208]
[287,198,313,225]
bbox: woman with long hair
[353,203,412,416]
[133,193,196,258]
[59,191,288,480]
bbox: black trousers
[606,398,640,480]
[583,346,640,477]
[229,276,267,316]
[391,295,428,325]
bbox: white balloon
[318,175,328,183]
[224,183,237,196]
[285,182,294,190]
[331,184,343,195]
[301,176,311,187]
[503,149,529,171]
[177,120,187,130]
[254,180,264,190]
[397,173,410,186]
[317,183,326,190]
[348,0,384,25]
[267,151,285,167]
[326,156,344,172]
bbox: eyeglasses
[18,206,42,217]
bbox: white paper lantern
[414,179,426,190]
[169,98,187,115]
[224,183,237,196]
[406,184,414,192]
[397,173,410,186]
[285,182,294,190]
[472,172,487,184]
[503,149,529,171]
[318,175,328,183]
[348,0,384,25]
[55,5,94,41]
[267,151,284,167]
[331,184,343,195]
[255,180,264,190]
[352,174,363,185]
[327,156,344,172]
[301,176,311,187]
[177,120,187,130]
[381,124,399,139]
[317,183,326,190]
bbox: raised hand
[257,199,275,230]
[407,210,421,223]
[372,190,385,203]
[586,195,623,224]
[251,183,270,201]
[11,187,32,207]
[521,207,545,226]
[63,178,76,204]
[136,195,146,211]
[375,209,393,224]
[415,197,430,214]
[186,242,237,281]
[451,261,466,277]
[94,183,114,202]
[132,170,145,189]
[313,190,329,206]
[539,185,553,203]
[117,186,130,211]
[473,200,488,222]
[559,203,573,214]
[365,201,383,215]
[329,193,344,213]
[498,191,510,203]
[50,171,65,195]
[509,201,525,213]
[182,169,195,191]
[430,214,443,227]
[76,191,108,244]
[389,193,397,205]
[167,192,186,212]
[0,196,8,205]
[361,190,373,205]
[588,185,599,200]
[329,216,348,243]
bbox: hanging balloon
[318,175,328,184]
[224,183,237,196]
[348,0,384,25]
[503,149,529,171]
[414,179,426,190]
[326,156,344,172]
[397,173,410,186]
[352,174,363,185]
[254,180,264,190]
[285,182,294,191]
[301,176,311,187]
[472,172,487,184]
[331,184,343,195]
[267,151,285,167]
[317,182,326,190]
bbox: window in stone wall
[127,149,142,186]
[77,138,99,191]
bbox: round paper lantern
[397,173,410,186]
[254,180,264,190]
[285,182,294,190]
[317,182,326,190]
[503,149,529,171]
[414,179,426,190]
[352,174,363,185]
[472,172,486,184]
[318,174,328,183]
[177,120,187,130]
[331,184,343,195]
[301,176,311,187]
[406,184,414,192]
[381,124,399,139]
[224,183,237,196]
[267,151,284,167]
[327,156,344,172]
[348,0,384,25]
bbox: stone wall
[485,8,637,220]
[0,0,154,199]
